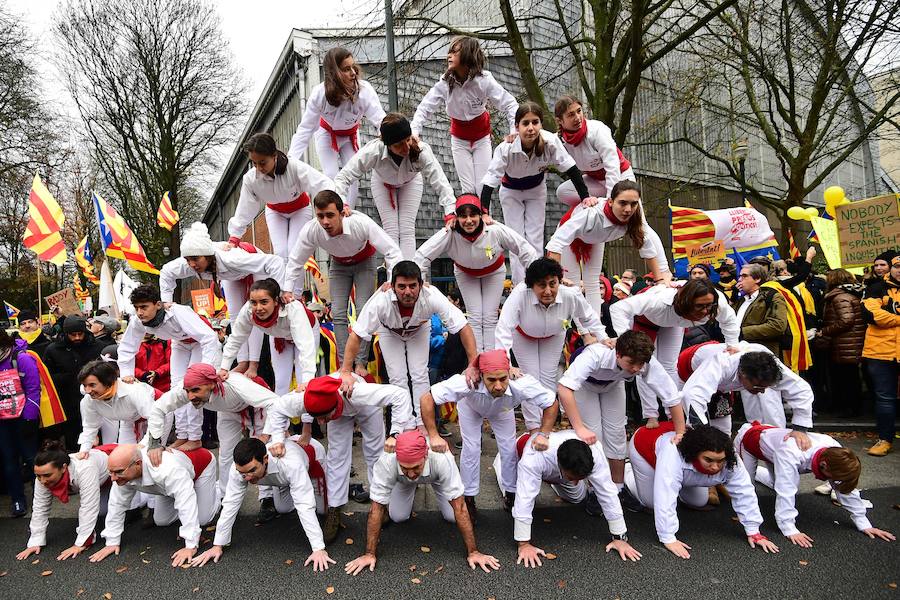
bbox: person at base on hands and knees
[340,260,478,425]
[146,363,279,523]
[89,443,219,567]
[344,431,501,575]
[556,331,686,512]
[420,349,558,521]
[625,424,780,559]
[264,373,416,543]
[190,437,335,571]
[512,432,643,568]
[734,421,895,548]
[117,284,221,454]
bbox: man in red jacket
[133,334,172,394]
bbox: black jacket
[42,333,105,405]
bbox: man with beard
[42,317,106,450]
[15,309,52,357]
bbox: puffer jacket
[0,338,42,421]
[861,275,900,362]
[819,283,866,364]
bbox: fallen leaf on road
[409,565,416,571]
[204,525,216,532]
[557,580,566,589]
[31,559,40,565]
[888,583,897,589]
[345,538,354,545]
[420,546,431,553]
[545,553,557,560]
[192,587,200,593]
[435,565,444,573]
[103,594,112,600]
[325,586,335,594]
[142,559,151,564]
[411,578,421,584]
[180,564,190,569]
[76,589,84,596]
[284,559,294,565]
[892,504,900,511]
[543,518,551,523]
[342,512,354,516]
[115,566,128,574]
[799,561,809,566]
[419,571,429,576]
[0,572,7,577]
[41,570,52,576]
[140,551,146,556]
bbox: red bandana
[603,201,626,226]
[48,469,71,504]
[252,304,280,329]
[692,458,718,476]
[809,447,827,481]
[560,118,588,146]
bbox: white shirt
[680,343,814,428]
[545,203,670,273]
[558,344,680,408]
[78,380,158,452]
[228,158,336,239]
[102,449,205,548]
[284,212,402,292]
[430,373,555,415]
[736,427,872,536]
[117,305,220,378]
[369,450,465,505]
[481,130,577,189]
[147,373,279,440]
[410,71,517,136]
[264,372,415,444]
[608,284,740,344]
[512,430,626,541]
[28,450,110,547]
[288,80,386,159]
[652,431,763,544]
[158,245,285,303]
[221,301,317,384]
[214,442,324,550]
[495,283,608,353]
[735,289,759,325]
[352,286,468,341]
[415,222,538,278]
[333,138,456,214]
[560,120,626,188]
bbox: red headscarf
[182,363,225,397]
[303,375,344,419]
[395,430,429,464]
[476,349,510,373]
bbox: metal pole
[739,158,746,203]
[36,263,42,321]
[384,0,398,111]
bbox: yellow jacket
[862,276,900,362]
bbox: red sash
[515,433,531,459]
[383,183,400,209]
[584,148,632,181]
[266,192,310,214]
[515,325,554,341]
[178,448,214,482]
[740,422,776,462]
[93,444,118,455]
[331,242,376,266]
[454,255,505,277]
[676,341,720,382]
[558,206,592,264]
[450,111,491,143]
[319,118,360,153]
[300,443,328,506]
[632,421,676,469]
[632,315,660,342]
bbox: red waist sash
[319,118,360,153]
[454,254,505,277]
[450,111,491,142]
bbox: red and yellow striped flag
[304,255,322,280]
[670,204,716,259]
[75,236,100,284]
[156,191,180,230]
[23,174,67,266]
[73,272,90,300]
[28,350,67,428]
[788,230,800,259]
[92,192,159,275]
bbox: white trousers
[558,240,607,319]
[324,405,385,508]
[265,206,312,262]
[451,134,492,196]
[740,389,787,428]
[215,407,268,500]
[454,266,506,351]
[458,399,517,496]
[388,478,456,523]
[499,184,547,284]
[314,130,359,208]
[171,341,212,441]
[555,169,637,208]
[270,339,303,396]
[512,329,565,430]
[378,326,431,426]
[274,438,327,515]
[574,382,627,460]
[625,438,708,510]
[636,327,684,419]
[222,279,263,364]
[152,453,220,527]
[371,171,423,260]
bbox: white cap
[180,222,216,257]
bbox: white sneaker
[814,482,832,495]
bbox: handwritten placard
[685,240,726,264]
[836,194,900,267]
[44,288,81,316]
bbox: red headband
[395,430,428,464]
[455,194,484,214]
[477,349,510,373]
[183,363,225,396]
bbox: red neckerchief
[692,458,718,476]
[48,469,71,504]
[810,447,827,480]
[603,201,626,226]
[458,222,484,242]
[398,304,414,318]
[560,119,588,146]
[252,304,280,329]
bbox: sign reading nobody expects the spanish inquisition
[836,194,900,267]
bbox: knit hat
[18,309,38,322]
[613,281,632,296]
[874,249,898,264]
[63,316,87,334]
[180,222,216,257]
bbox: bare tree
[54,0,249,266]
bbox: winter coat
[0,338,42,421]
[734,287,789,356]
[41,333,105,407]
[819,284,866,364]
[133,337,172,394]
[862,276,900,362]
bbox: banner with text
[835,194,900,267]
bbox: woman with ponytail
[16,440,111,562]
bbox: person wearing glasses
[733,263,789,356]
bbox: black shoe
[11,500,26,517]
[256,497,278,524]
[202,439,219,450]
[142,508,156,529]
[503,491,516,511]
[349,484,370,503]
[323,507,342,544]
[618,487,644,514]
[584,491,605,517]
[454,440,463,450]
[124,507,143,525]
[437,423,452,438]
[464,496,478,525]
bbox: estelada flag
[23,174,67,266]
[75,236,100,284]
[92,192,159,274]
[157,191,180,231]
[27,350,66,428]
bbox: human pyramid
[15,37,894,574]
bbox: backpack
[0,352,26,419]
